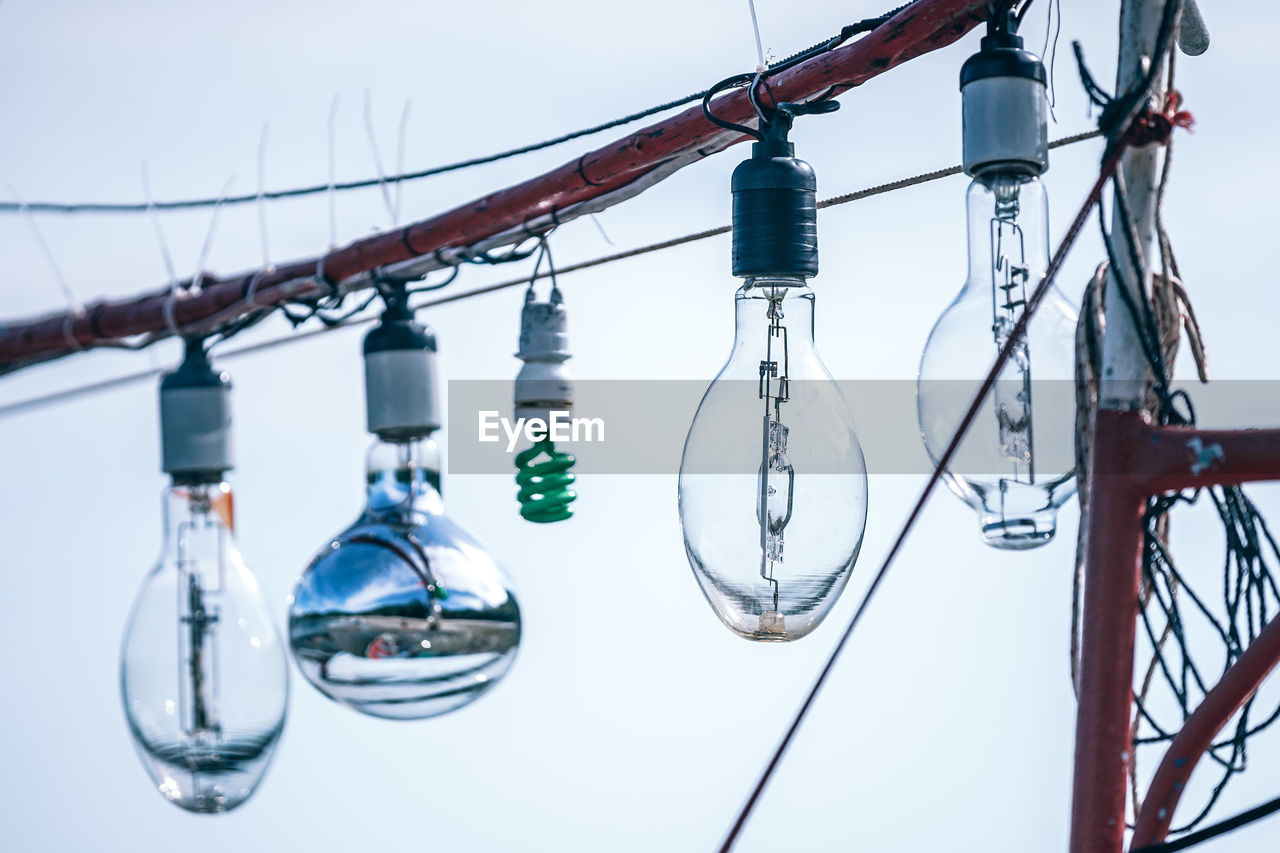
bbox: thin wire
[6,185,81,314]
[2,90,711,215]
[328,95,340,248]
[1041,0,1062,119]
[142,164,179,293]
[588,213,614,246]
[0,129,1105,417]
[0,5,911,216]
[363,89,396,227]
[747,0,767,69]
[257,123,271,266]
[191,177,234,292]
[395,100,412,226]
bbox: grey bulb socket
[960,36,1049,178]
[363,312,441,441]
[160,341,233,483]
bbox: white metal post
[1098,0,1170,411]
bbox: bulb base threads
[160,339,233,483]
[363,299,441,442]
[731,132,818,279]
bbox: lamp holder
[160,337,233,483]
[363,279,441,441]
[960,7,1049,177]
[731,99,838,279]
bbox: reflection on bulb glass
[917,173,1078,548]
[289,438,520,719]
[680,277,868,641]
[121,482,288,813]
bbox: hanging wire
[0,5,913,217]
[746,0,767,70]
[327,95,340,248]
[7,186,82,317]
[363,89,398,227]
[256,124,272,267]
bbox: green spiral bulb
[514,437,576,523]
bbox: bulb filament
[988,178,1037,488]
[757,291,796,631]
[175,488,225,743]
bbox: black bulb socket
[362,292,437,356]
[731,117,819,279]
[160,338,233,485]
[960,21,1047,88]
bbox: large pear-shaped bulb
[121,482,289,813]
[288,438,520,719]
[679,277,868,642]
[917,173,1078,549]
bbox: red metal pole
[0,0,989,370]
[1071,409,1150,853]
[1130,611,1280,847]
[1073,413,1280,851]
[1129,421,1280,493]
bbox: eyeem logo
[478,412,605,452]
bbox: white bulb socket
[514,292,573,423]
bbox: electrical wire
[0,5,910,217]
[0,130,1102,420]
[0,92,708,215]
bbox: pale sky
[3,1,1280,851]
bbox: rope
[0,130,1104,419]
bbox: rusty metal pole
[1070,1,1172,852]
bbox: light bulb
[681,278,868,640]
[288,437,521,718]
[679,109,867,642]
[288,287,520,719]
[917,26,1077,549]
[121,344,288,813]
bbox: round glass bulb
[288,438,520,719]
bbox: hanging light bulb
[288,282,520,719]
[513,242,577,523]
[917,8,1078,549]
[121,339,289,813]
[679,98,868,642]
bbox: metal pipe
[1070,409,1150,853]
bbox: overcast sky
[3,1,1280,851]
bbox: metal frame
[1071,409,1280,852]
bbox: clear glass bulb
[288,437,520,719]
[917,173,1078,549]
[120,481,289,813]
[679,276,868,642]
